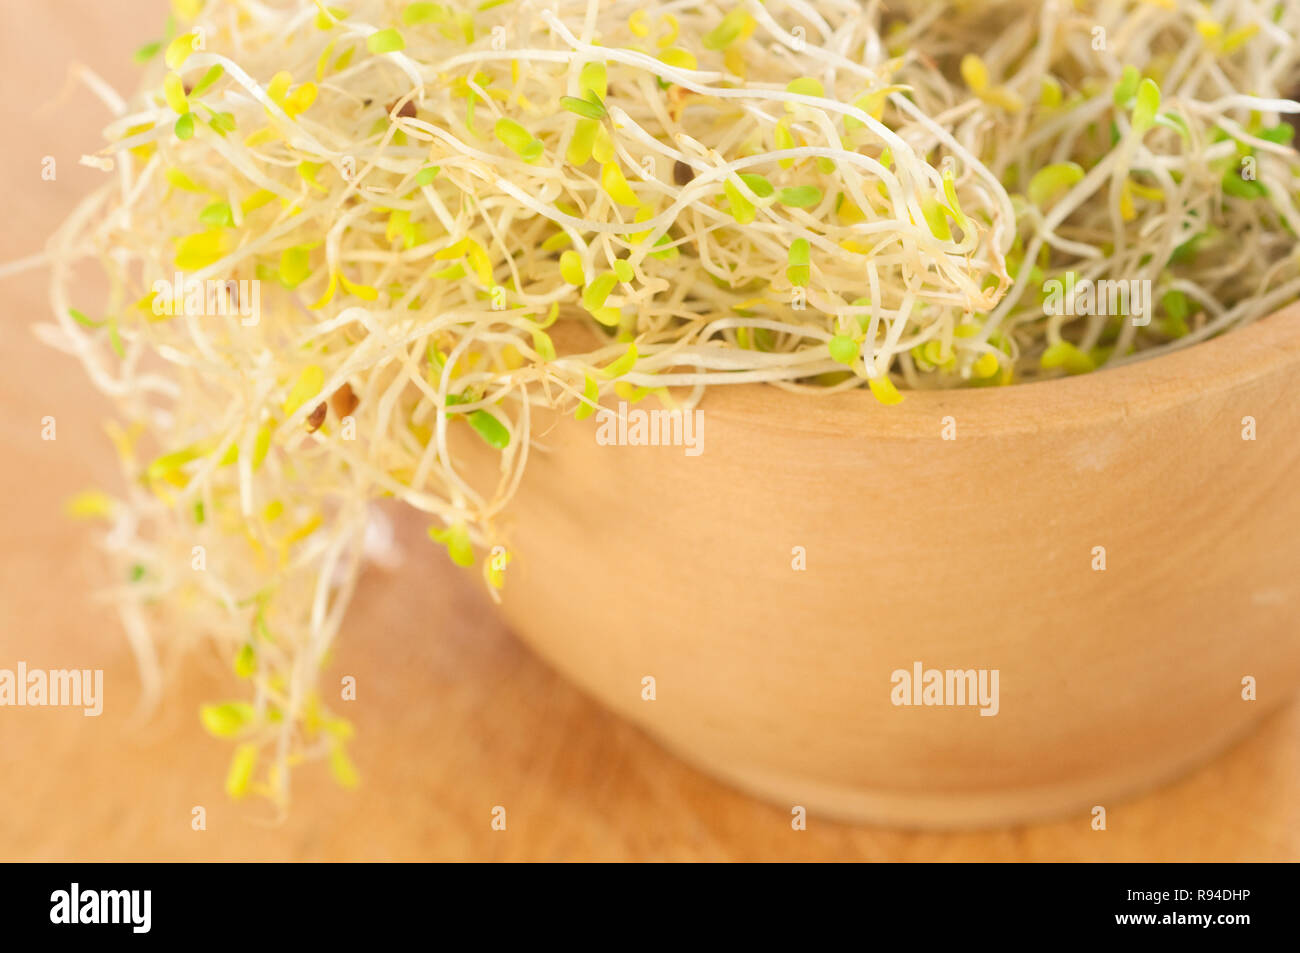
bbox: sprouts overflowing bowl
[35,0,1300,806]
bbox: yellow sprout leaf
[566,118,598,166]
[591,122,616,164]
[972,352,1001,379]
[165,33,199,70]
[600,162,640,206]
[1221,24,1259,55]
[579,61,607,100]
[659,47,697,71]
[786,77,825,101]
[174,229,232,270]
[225,743,258,799]
[64,489,116,520]
[960,54,989,95]
[284,365,325,416]
[1040,76,1063,108]
[234,644,256,678]
[559,250,585,285]
[657,13,680,48]
[166,168,205,192]
[145,443,205,482]
[316,37,339,80]
[1195,20,1223,42]
[241,189,277,213]
[1119,180,1137,222]
[982,86,1024,113]
[921,196,952,241]
[329,744,360,789]
[267,70,293,108]
[600,343,638,379]
[340,273,379,300]
[163,72,189,114]
[434,237,469,260]
[868,374,904,406]
[464,239,493,284]
[284,82,318,118]
[310,270,339,310]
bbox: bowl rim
[683,300,1300,439]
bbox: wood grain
[0,0,1296,861]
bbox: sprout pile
[34,0,1300,806]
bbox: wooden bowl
[489,303,1300,827]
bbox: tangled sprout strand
[38,0,1300,805]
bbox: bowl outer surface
[488,304,1300,823]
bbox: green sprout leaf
[737,173,774,198]
[403,2,450,25]
[575,374,599,420]
[279,246,312,288]
[1132,78,1161,134]
[921,196,952,240]
[468,410,510,449]
[68,308,104,329]
[1113,65,1140,106]
[582,272,619,311]
[1222,170,1268,199]
[724,180,756,223]
[828,335,859,366]
[703,9,755,51]
[198,201,234,227]
[1027,162,1085,207]
[428,522,475,567]
[208,112,236,135]
[189,65,225,98]
[200,701,255,738]
[560,94,607,120]
[367,28,406,54]
[494,117,545,162]
[787,238,810,286]
[1040,340,1096,375]
[107,319,125,358]
[777,186,823,208]
[133,40,162,63]
[531,329,557,361]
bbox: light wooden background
[1,1,1297,861]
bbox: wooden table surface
[2,1,1297,862]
